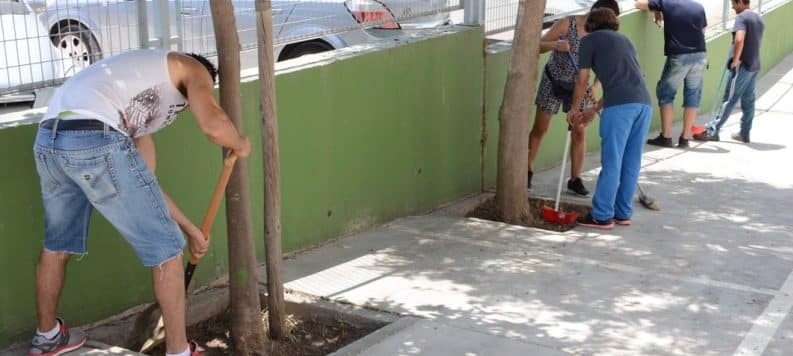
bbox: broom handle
[555,129,572,211]
[184,154,238,289]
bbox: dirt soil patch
[467,197,591,232]
[150,308,382,356]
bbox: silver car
[1,0,63,102]
[25,0,451,71]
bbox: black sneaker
[731,132,750,143]
[527,170,533,190]
[576,214,614,229]
[29,318,87,356]
[646,134,674,147]
[567,177,589,197]
[677,136,689,148]
[693,132,720,141]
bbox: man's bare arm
[635,0,651,11]
[134,135,209,259]
[174,55,250,157]
[732,30,746,69]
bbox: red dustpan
[542,128,580,225]
[543,204,579,224]
[692,125,707,135]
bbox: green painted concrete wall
[0,28,484,347]
[484,2,793,186]
[3,1,793,347]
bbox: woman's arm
[539,17,570,53]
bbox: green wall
[3,0,793,347]
[484,2,793,185]
[0,28,484,347]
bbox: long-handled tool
[637,183,660,211]
[695,53,741,135]
[542,46,583,225]
[542,126,580,224]
[129,153,238,352]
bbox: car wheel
[51,23,102,75]
[280,41,334,61]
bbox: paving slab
[763,311,793,356]
[341,318,568,356]
[280,53,793,356]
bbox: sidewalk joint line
[733,271,793,356]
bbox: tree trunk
[494,0,547,224]
[254,0,286,340]
[209,1,267,353]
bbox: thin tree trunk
[254,0,286,340]
[209,1,267,353]
[494,0,547,224]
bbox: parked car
[22,0,451,68]
[0,0,63,103]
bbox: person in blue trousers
[694,0,764,143]
[568,8,653,229]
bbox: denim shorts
[656,52,708,108]
[33,125,185,266]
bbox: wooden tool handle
[189,153,238,264]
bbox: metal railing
[1,0,462,99]
[3,0,789,100]
[483,0,788,37]
[485,0,635,35]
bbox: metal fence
[1,0,462,99]
[3,0,790,101]
[484,0,788,36]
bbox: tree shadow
[275,167,793,355]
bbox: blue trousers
[592,103,652,221]
[706,66,758,139]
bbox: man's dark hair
[591,0,620,17]
[186,52,218,84]
[585,8,620,33]
[733,0,750,5]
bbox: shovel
[128,153,238,352]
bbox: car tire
[51,23,102,75]
[280,41,334,61]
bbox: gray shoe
[731,132,750,143]
[29,318,86,356]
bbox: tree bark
[254,0,286,340]
[209,1,267,353]
[494,0,547,224]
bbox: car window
[0,0,29,16]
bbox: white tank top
[44,50,188,137]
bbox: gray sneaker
[29,318,86,356]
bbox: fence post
[136,0,149,49]
[463,0,485,26]
[174,0,184,51]
[723,0,730,31]
[153,0,171,49]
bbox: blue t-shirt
[579,30,652,108]
[648,0,707,55]
[732,10,764,72]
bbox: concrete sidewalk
[277,54,793,356]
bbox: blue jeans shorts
[33,124,185,267]
[656,52,708,108]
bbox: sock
[165,345,191,356]
[37,322,61,339]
